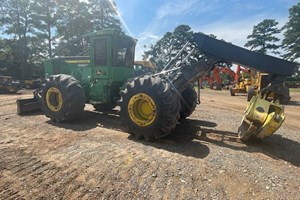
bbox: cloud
[135,31,160,60]
[156,0,198,19]
[194,15,288,47]
[134,0,293,60]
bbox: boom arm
[192,33,296,76]
[166,33,298,142]
[169,33,297,95]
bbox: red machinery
[200,66,235,90]
[229,65,254,96]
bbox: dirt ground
[0,89,299,199]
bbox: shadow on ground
[128,119,215,159]
[45,110,300,166]
[288,100,300,106]
[46,109,123,132]
[173,119,300,167]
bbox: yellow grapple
[238,93,285,141]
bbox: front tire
[41,74,85,122]
[229,86,235,96]
[279,86,290,105]
[118,75,180,140]
[247,86,255,102]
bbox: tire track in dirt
[0,145,87,199]
[1,91,299,199]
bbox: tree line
[0,0,121,79]
[0,1,299,80]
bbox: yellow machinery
[23,79,42,89]
[134,60,157,73]
[229,65,254,96]
[247,72,290,104]
[0,76,21,93]
[16,31,298,142]
[238,92,285,141]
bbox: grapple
[238,93,285,141]
[16,89,42,115]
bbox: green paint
[43,29,137,105]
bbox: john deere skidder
[17,29,297,142]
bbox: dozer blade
[238,94,285,141]
[17,98,42,115]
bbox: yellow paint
[46,87,63,112]
[65,60,90,64]
[128,93,157,127]
[241,94,285,140]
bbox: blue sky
[114,0,298,59]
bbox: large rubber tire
[279,86,290,105]
[229,86,235,96]
[118,75,181,141]
[215,84,222,90]
[41,74,85,122]
[247,86,255,102]
[180,86,197,119]
[93,103,116,112]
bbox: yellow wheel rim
[128,93,157,127]
[46,87,63,112]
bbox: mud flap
[17,98,41,115]
[238,95,285,141]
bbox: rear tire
[279,86,290,105]
[215,84,222,90]
[41,74,85,122]
[118,75,181,140]
[229,86,235,96]
[247,86,255,102]
[180,86,197,119]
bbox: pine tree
[0,0,36,79]
[31,0,58,58]
[143,25,215,70]
[87,0,121,31]
[245,19,281,54]
[282,3,300,61]
[55,0,93,56]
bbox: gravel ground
[0,89,299,199]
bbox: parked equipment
[17,30,297,142]
[199,66,235,90]
[134,60,157,72]
[229,65,254,96]
[246,72,290,104]
[0,76,21,93]
[23,79,42,89]
[212,66,236,90]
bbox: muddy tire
[247,86,255,102]
[118,75,180,141]
[215,84,222,90]
[229,86,235,96]
[93,103,116,112]
[279,86,290,105]
[180,86,197,119]
[41,74,85,122]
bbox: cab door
[89,36,111,102]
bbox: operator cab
[92,30,136,68]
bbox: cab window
[94,38,107,66]
[113,38,134,67]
